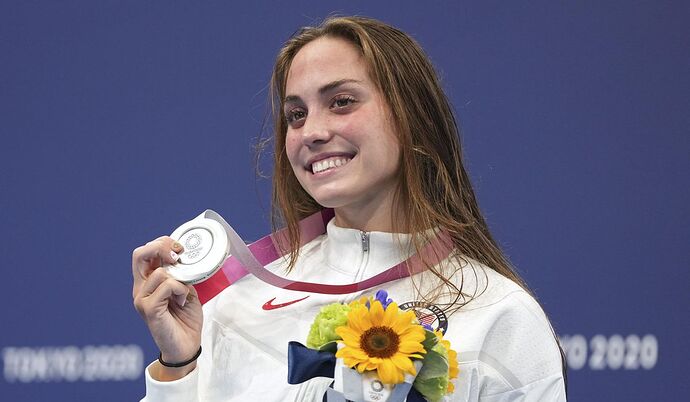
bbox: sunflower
[335,300,427,384]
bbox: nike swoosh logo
[262,296,310,310]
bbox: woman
[132,16,567,401]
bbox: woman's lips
[311,156,352,174]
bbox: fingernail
[170,251,180,261]
[172,242,183,251]
[176,295,186,307]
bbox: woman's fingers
[137,267,174,298]
[185,283,199,304]
[132,237,184,297]
[133,271,190,319]
[149,276,190,309]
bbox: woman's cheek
[285,132,301,165]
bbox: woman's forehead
[285,37,369,95]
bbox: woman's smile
[310,156,352,174]
[284,36,401,229]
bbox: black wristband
[158,346,202,368]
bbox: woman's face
[284,36,401,226]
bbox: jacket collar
[322,218,414,276]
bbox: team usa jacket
[142,219,566,401]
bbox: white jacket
[142,219,566,401]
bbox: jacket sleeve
[139,294,223,402]
[478,374,566,402]
[140,362,200,402]
[446,289,567,401]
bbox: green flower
[306,302,351,349]
[413,330,458,402]
[413,375,449,402]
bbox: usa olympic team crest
[399,301,448,334]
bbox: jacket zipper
[355,231,370,281]
[360,231,370,253]
[343,231,371,305]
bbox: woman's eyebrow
[318,78,362,95]
[283,79,363,104]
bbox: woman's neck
[333,202,395,233]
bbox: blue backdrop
[1,1,687,401]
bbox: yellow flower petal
[336,347,369,362]
[398,340,425,354]
[377,358,402,384]
[381,301,399,327]
[336,326,361,346]
[347,305,372,332]
[369,300,384,325]
[392,310,417,333]
[390,354,416,375]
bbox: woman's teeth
[311,157,351,174]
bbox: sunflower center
[360,326,400,358]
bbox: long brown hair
[266,15,567,386]
[270,15,525,303]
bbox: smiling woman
[132,15,567,401]
[283,36,401,231]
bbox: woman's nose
[301,112,333,147]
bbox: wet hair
[267,15,566,387]
[270,16,522,302]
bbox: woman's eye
[285,109,306,123]
[331,95,356,109]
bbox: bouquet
[289,290,458,402]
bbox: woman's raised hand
[132,236,203,380]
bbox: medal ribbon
[194,209,454,304]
